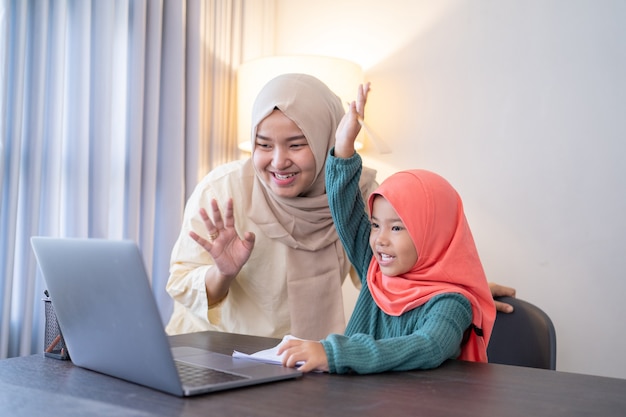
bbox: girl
[278,85,496,373]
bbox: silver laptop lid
[31,237,185,395]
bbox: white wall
[274,0,626,379]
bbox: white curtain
[0,0,253,359]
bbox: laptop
[31,237,302,397]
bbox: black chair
[487,296,557,370]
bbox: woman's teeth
[274,173,296,180]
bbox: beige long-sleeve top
[165,159,376,338]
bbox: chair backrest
[487,296,557,370]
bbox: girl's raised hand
[334,82,370,158]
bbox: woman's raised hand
[189,198,256,280]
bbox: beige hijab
[242,73,361,339]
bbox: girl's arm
[326,152,373,279]
[323,293,472,374]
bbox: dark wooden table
[1,330,625,416]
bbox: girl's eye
[255,142,271,149]
[370,222,379,229]
[392,225,403,232]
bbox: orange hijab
[366,170,495,362]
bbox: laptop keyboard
[175,361,249,387]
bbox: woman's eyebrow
[255,134,307,141]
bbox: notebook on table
[30,237,302,397]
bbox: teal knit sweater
[322,150,472,374]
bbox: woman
[166,74,378,339]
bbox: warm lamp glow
[237,55,365,153]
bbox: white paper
[232,334,304,366]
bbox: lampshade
[237,55,365,153]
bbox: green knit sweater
[322,150,472,374]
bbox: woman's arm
[189,198,255,306]
[167,167,255,315]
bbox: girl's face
[252,110,317,198]
[369,196,418,276]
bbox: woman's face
[253,110,317,198]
